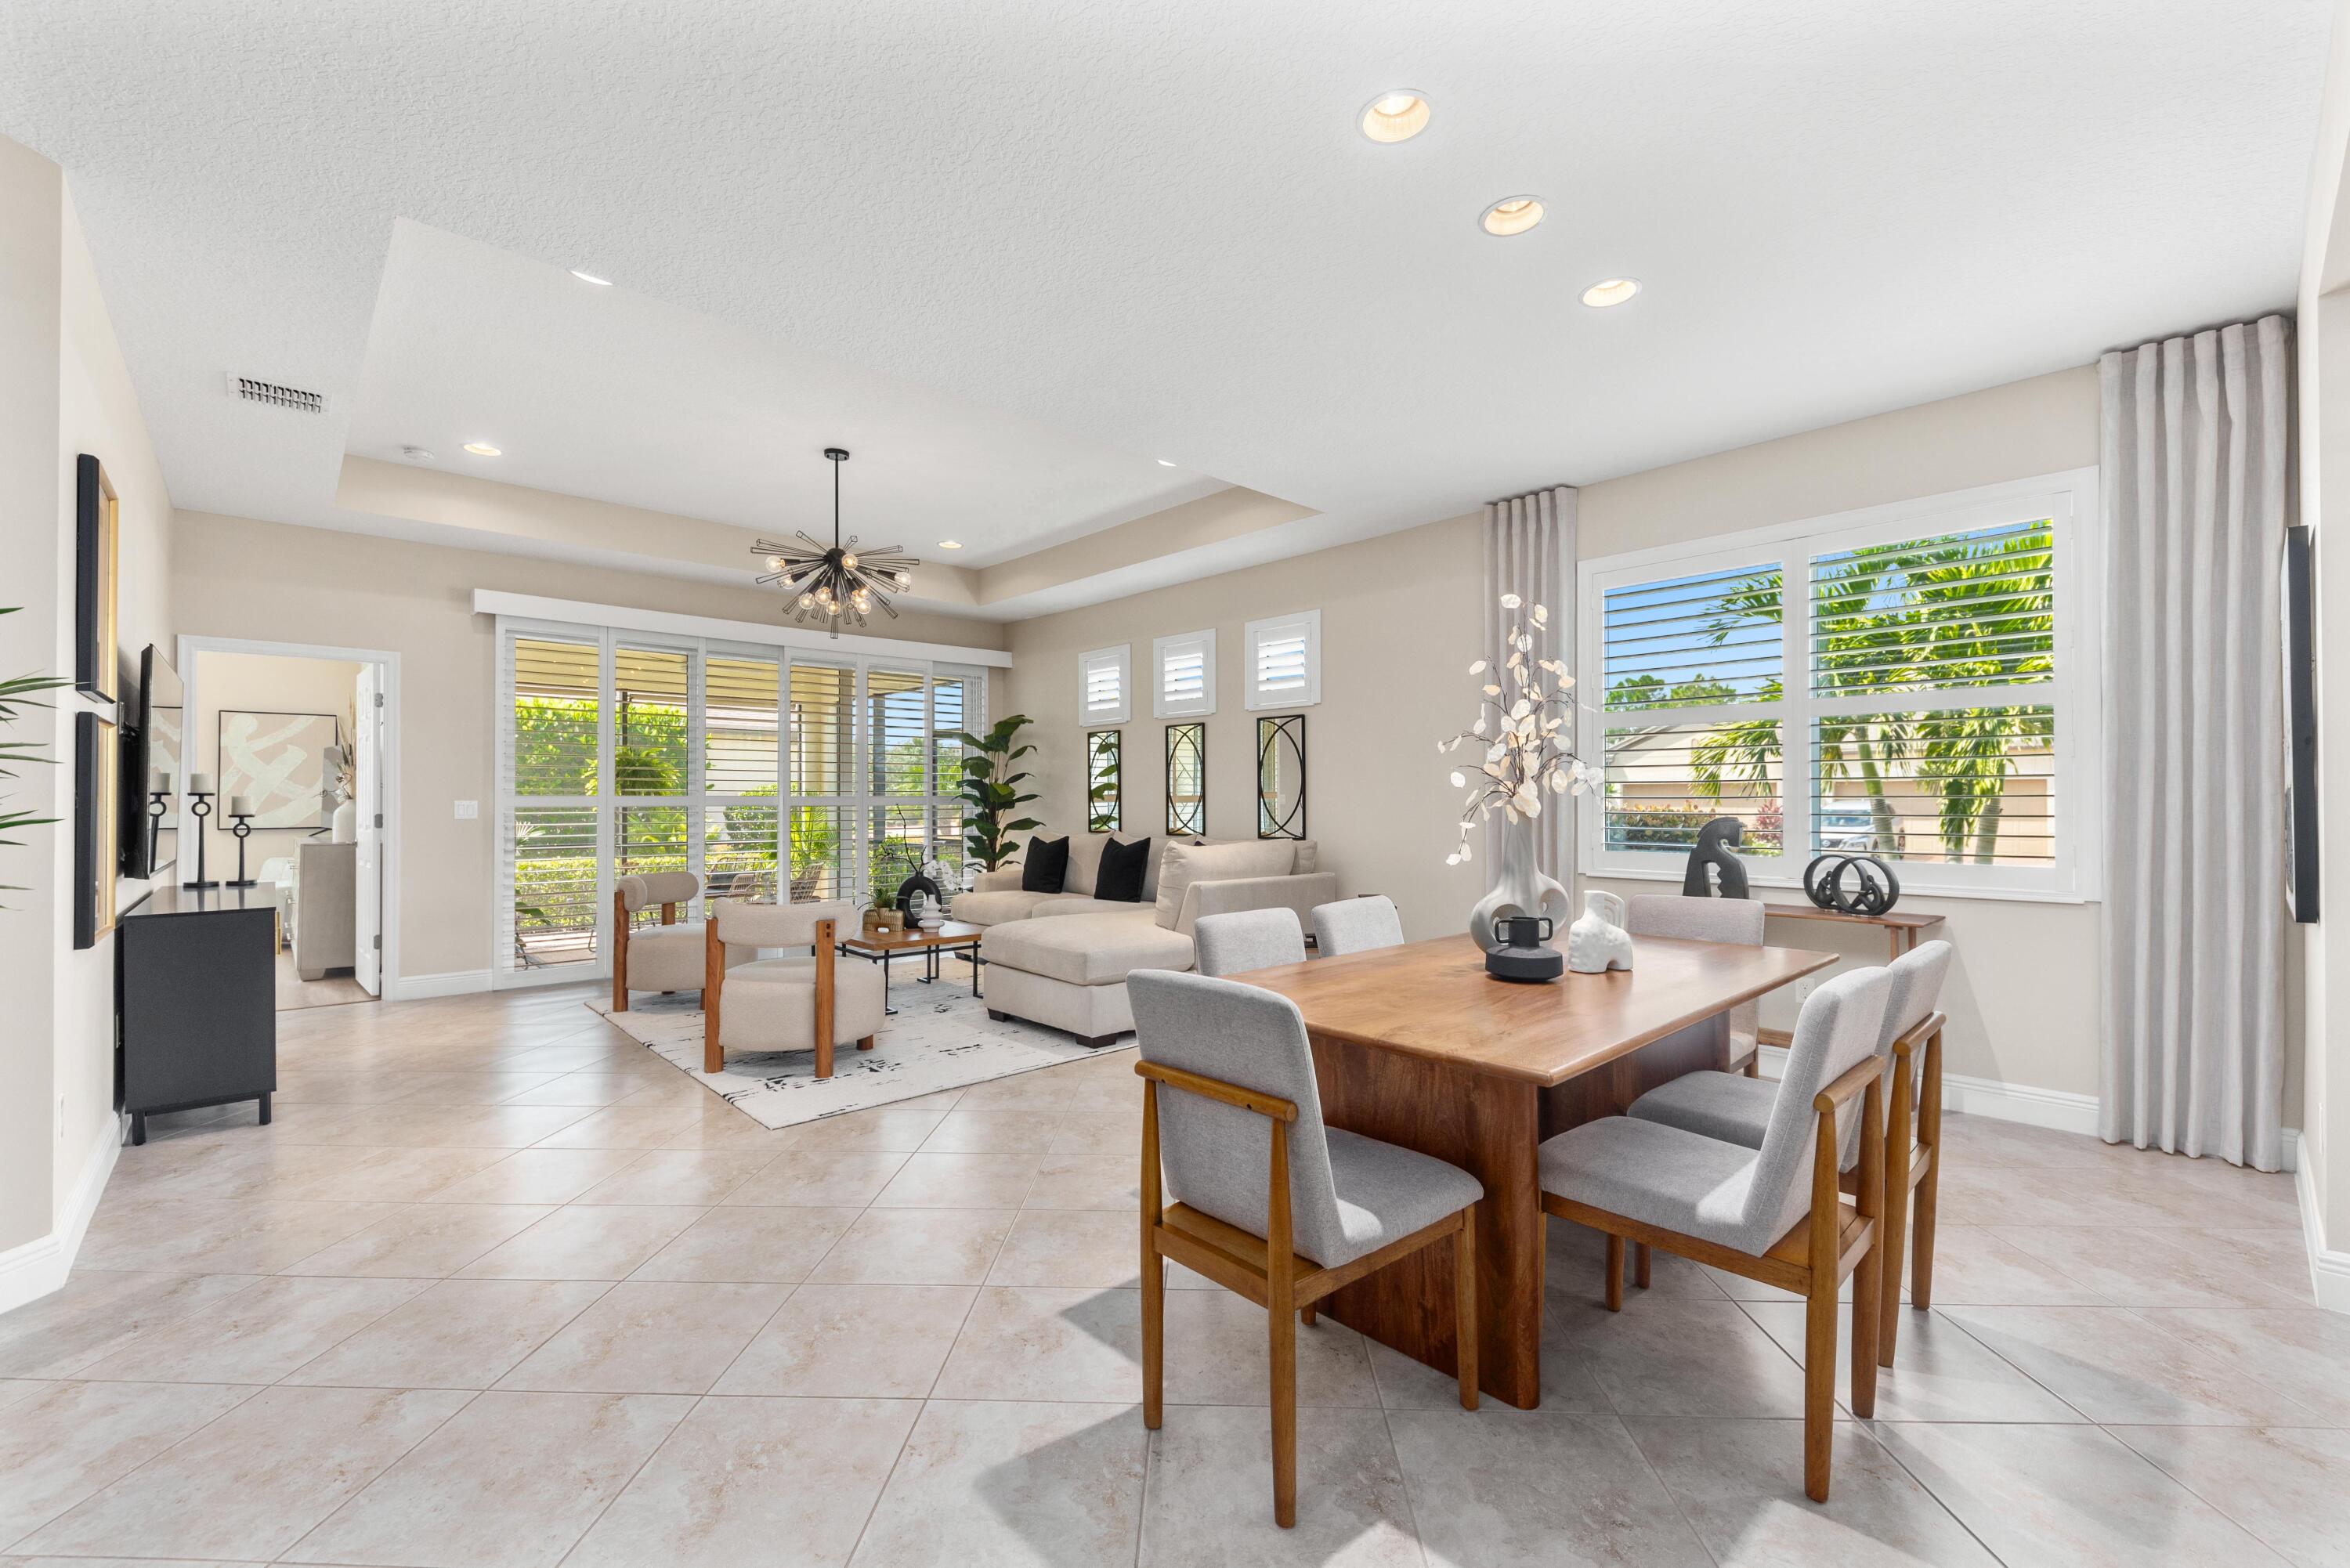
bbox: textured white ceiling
[347,222,1223,566]
[0,0,2330,611]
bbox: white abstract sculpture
[1567,890,1634,974]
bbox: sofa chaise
[961,833,1337,1045]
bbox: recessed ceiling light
[399,444,433,461]
[938,540,964,550]
[569,269,612,286]
[1582,277,1641,308]
[1359,90,1430,143]
[462,442,501,457]
[1480,197,1544,237]
[1157,458,1177,467]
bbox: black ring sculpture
[1802,852,1901,916]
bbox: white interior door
[353,663,383,995]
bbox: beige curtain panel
[2099,314,2290,1171]
[1482,485,1578,879]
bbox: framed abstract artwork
[74,710,118,949]
[219,710,341,829]
[74,454,118,701]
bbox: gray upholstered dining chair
[612,871,753,1011]
[1310,894,1405,957]
[1192,907,1307,977]
[1129,969,1482,1529]
[1626,893,1766,1074]
[1538,964,1893,1503]
[1626,939,1954,1363]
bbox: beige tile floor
[0,981,2338,1567]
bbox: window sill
[1577,861,2095,907]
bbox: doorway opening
[179,638,400,1011]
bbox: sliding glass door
[495,618,982,986]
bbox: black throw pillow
[1020,836,1071,893]
[1094,836,1151,902]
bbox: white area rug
[590,986,1128,1129]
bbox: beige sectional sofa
[961,833,1337,1045]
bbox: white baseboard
[1755,1044,2301,1172]
[0,1112,125,1317]
[384,968,494,1001]
[2295,1156,2350,1313]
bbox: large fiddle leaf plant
[947,714,1041,873]
[0,607,67,901]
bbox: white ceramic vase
[1468,816,1572,950]
[331,798,358,844]
[1567,889,1635,974]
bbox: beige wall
[0,138,174,1266]
[172,511,1005,985]
[1002,365,2155,1107]
[188,651,364,873]
[1575,364,2109,1100]
[1003,513,1490,935]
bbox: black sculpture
[895,871,944,914]
[1681,816,1751,899]
[1803,852,1901,916]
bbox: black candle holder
[226,813,257,888]
[146,789,169,874]
[181,792,220,890]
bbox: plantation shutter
[1153,630,1216,717]
[1079,645,1131,724]
[1245,611,1321,709]
[1597,563,1786,857]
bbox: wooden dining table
[1238,933,1838,1409]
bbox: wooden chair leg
[1604,1234,1625,1312]
[703,917,724,1073]
[1300,1306,1315,1325]
[1267,1115,1298,1529]
[1911,1029,1943,1312]
[1911,1160,1940,1311]
[1633,1241,1651,1289]
[1742,1052,1759,1078]
[1454,1210,1479,1411]
[814,918,837,1080]
[612,887,631,1013]
[1141,1082,1164,1432]
[1850,1241,1882,1419]
[1803,1267,1837,1503]
[857,1035,875,1051]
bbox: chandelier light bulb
[842,551,859,569]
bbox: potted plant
[947,714,1041,874]
[0,607,64,904]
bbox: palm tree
[1657,521,2054,865]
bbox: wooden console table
[1758,902,1944,960]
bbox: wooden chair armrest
[1136,1060,1298,1122]
[1813,1053,1883,1114]
[1886,1009,1947,1060]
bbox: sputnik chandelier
[753,446,919,637]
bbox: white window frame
[1575,468,2103,903]
[494,613,986,986]
[1079,644,1132,725]
[1244,609,1321,710]
[1152,629,1217,718]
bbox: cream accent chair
[1625,894,1766,1074]
[702,899,886,1078]
[611,872,753,1011]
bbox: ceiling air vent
[225,374,330,414]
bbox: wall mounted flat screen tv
[119,643,183,880]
